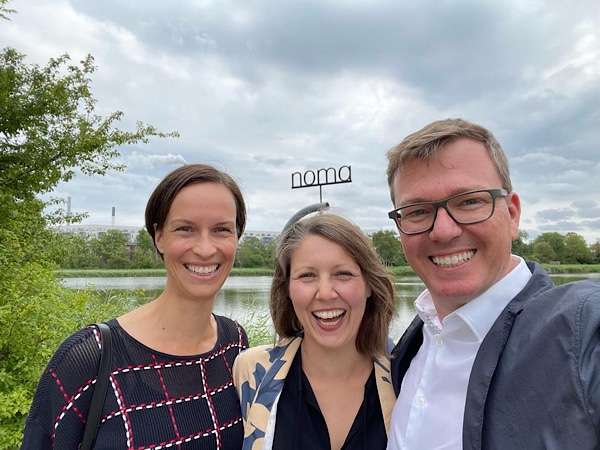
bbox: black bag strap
[79,323,112,450]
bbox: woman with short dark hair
[22,164,249,450]
[234,213,396,450]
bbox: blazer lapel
[390,316,424,395]
[462,262,555,450]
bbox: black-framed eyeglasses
[388,188,509,235]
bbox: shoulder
[233,337,301,386]
[46,325,103,376]
[214,314,248,348]
[23,325,105,442]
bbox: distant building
[55,224,279,245]
[54,224,142,245]
[241,230,278,244]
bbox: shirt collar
[415,256,532,341]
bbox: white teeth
[185,264,218,274]
[313,309,345,320]
[431,250,475,267]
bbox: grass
[57,264,600,278]
[541,264,600,274]
[57,267,274,278]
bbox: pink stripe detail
[134,417,241,450]
[100,381,234,423]
[199,358,222,450]
[109,342,244,376]
[50,369,85,422]
[110,373,134,450]
[152,355,181,449]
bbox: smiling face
[393,138,521,317]
[288,234,371,353]
[154,182,238,303]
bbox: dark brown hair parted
[270,213,395,357]
[145,164,246,254]
[386,118,512,205]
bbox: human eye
[402,205,431,221]
[214,225,234,235]
[295,271,316,280]
[173,225,193,233]
[335,270,356,280]
[455,193,489,209]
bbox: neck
[300,338,371,381]
[118,287,217,355]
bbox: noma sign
[291,165,352,203]
[291,165,352,189]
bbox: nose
[428,207,462,242]
[315,277,338,301]
[191,233,217,258]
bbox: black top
[272,351,387,450]
[21,315,248,450]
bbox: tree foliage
[512,230,533,259]
[0,48,176,203]
[236,237,275,268]
[563,232,593,264]
[371,230,406,266]
[0,26,175,444]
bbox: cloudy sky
[2,0,600,241]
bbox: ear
[154,225,164,254]
[506,191,521,240]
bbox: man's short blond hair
[386,118,512,205]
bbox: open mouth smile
[311,309,346,329]
[184,263,220,275]
[430,250,476,268]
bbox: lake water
[62,274,598,341]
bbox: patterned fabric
[22,315,248,450]
[232,337,396,450]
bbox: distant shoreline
[56,264,600,278]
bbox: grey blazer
[390,261,600,450]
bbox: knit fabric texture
[21,315,248,450]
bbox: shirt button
[434,335,443,345]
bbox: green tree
[0,48,175,203]
[0,11,175,442]
[533,232,565,263]
[532,241,556,263]
[590,240,600,264]
[371,230,406,266]
[563,232,593,264]
[512,230,533,259]
[90,230,130,268]
[131,229,162,268]
[236,237,270,267]
[52,232,96,268]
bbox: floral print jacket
[232,337,396,450]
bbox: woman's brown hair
[270,214,395,357]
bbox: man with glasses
[385,118,600,450]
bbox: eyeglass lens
[399,190,496,233]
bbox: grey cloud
[536,208,576,223]
[538,220,584,232]
[570,200,600,219]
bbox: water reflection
[61,274,595,341]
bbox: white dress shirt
[387,257,532,450]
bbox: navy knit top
[21,315,248,450]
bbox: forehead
[167,182,236,219]
[290,234,356,265]
[393,139,502,204]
